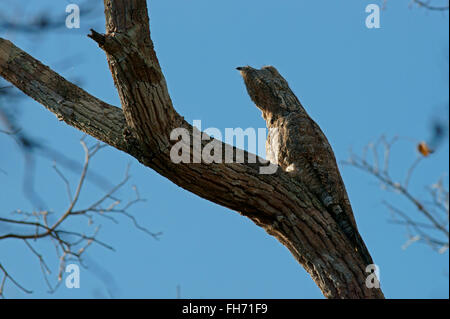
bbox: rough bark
[0,0,384,298]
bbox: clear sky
[0,0,448,298]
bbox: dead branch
[0,140,160,297]
[343,135,449,254]
[412,0,449,11]
[0,0,384,298]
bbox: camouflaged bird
[237,65,373,266]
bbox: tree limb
[0,0,384,298]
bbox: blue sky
[0,0,448,298]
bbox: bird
[237,65,374,266]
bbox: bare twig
[0,141,160,297]
[412,0,449,11]
[343,136,449,253]
[0,263,33,298]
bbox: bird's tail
[352,231,374,267]
[330,204,374,266]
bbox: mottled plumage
[237,65,373,266]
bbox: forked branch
[0,0,384,298]
[0,140,160,297]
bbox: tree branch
[412,0,449,11]
[0,37,129,153]
[343,136,449,253]
[0,0,384,298]
[0,140,158,296]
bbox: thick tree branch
[0,38,129,153]
[0,0,384,298]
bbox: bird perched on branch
[237,65,373,266]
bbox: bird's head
[236,65,301,121]
[236,65,280,81]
